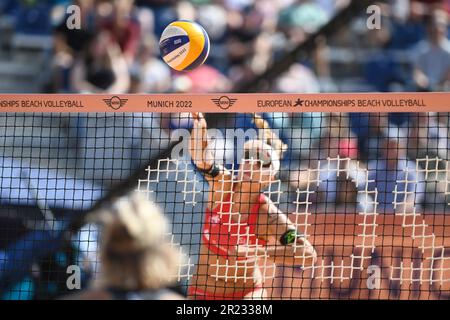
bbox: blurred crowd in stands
[0,0,348,93]
[1,0,449,93]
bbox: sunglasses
[244,149,272,168]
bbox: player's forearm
[264,214,316,266]
[266,210,299,244]
[265,240,317,267]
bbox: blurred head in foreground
[64,194,184,300]
[99,194,179,292]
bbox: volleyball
[159,21,210,71]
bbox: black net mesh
[0,111,449,300]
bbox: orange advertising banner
[0,93,450,112]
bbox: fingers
[191,113,207,130]
[191,112,204,121]
[191,112,199,120]
[295,237,313,251]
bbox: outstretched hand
[190,112,211,169]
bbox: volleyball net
[0,93,449,300]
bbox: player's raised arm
[189,112,210,169]
[189,113,230,185]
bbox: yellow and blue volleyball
[159,21,210,71]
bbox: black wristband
[198,163,220,178]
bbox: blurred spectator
[64,194,184,300]
[0,0,20,15]
[316,136,373,214]
[413,9,450,91]
[196,3,228,72]
[196,4,227,41]
[70,31,130,93]
[313,114,373,212]
[350,113,390,160]
[290,114,374,214]
[135,0,178,37]
[225,3,266,82]
[274,63,321,93]
[14,0,53,35]
[100,0,141,65]
[389,0,427,50]
[406,112,449,211]
[278,0,329,44]
[368,126,425,213]
[54,0,97,53]
[129,37,171,93]
[266,63,323,162]
[3,0,450,95]
[364,16,408,91]
[407,112,450,160]
[50,0,97,92]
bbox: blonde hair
[98,193,179,291]
[252,113,288,160]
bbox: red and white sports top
[202,193,267,260]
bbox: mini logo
[103,96,128,110]
[294,98,303,107]
[212,96,237,110]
